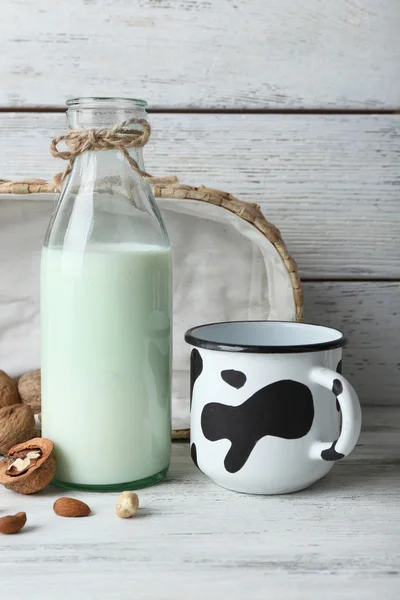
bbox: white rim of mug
[184,321,346,354]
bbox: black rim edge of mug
[184,320,347,354]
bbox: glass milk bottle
[41,97,172,491]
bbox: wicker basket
[0,178,303,439]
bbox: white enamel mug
[185,321,362,494]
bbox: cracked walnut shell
[0,437,56,494]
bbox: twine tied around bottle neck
[49,118,178,192]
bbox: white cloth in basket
[0,193,296,430]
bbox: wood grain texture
[0,0,399,109]
[304,282,400,404]
[0,112,399,278]
[0,406,399,600]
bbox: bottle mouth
[67,97,148,109]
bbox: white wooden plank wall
[0,0,399,108]
[0,1,399,404]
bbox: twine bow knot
[49,118,178,191]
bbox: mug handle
[309,366,362,461]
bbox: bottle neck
[45,97,170,251]
[65,98,149,179]
[66,97,148,129]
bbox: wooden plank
[0,407,399,600]
[0,112,399,278]
[304,282,400,405]
[0,0,399,109]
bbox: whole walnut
[0,370,20,409]
[0,404,36,455]
[18,370,41,414]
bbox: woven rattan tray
[0,178,303,439]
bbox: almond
[18,370,41,414]
[0,437,56,494]
[53,497,91,518]
[0,511,27,534]
[0,404,36,455]
[0,370,20,410]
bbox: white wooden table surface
[0,406,399,600]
